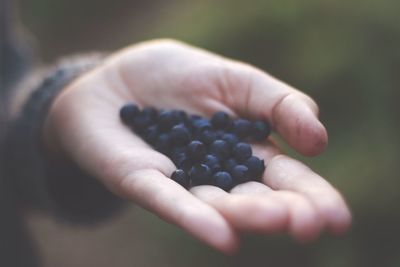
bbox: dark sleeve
[0,0,34,93]
[4,55,126,224]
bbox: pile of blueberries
[120,103,271,191]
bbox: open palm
[44,39,351,253]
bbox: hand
[44,39,351,253]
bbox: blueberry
[158,110,179,130]
[231,165,250,183]
[174,110,189,124]
[209,139,231,160]
[170,150,183,162]
[154,133,171,154]
[232,119,252,139]
[204,154,222,173]
[252,120,271,141]
[204,154,219,167]
[172,152,192,171]
[187,140,207,162]
[211,165,222,174]
[170,145,187,156]
[142,107,158,120]
[211,111,231,129]
[189,164,212,186]
[189,114,202,121]
[170,124,191,145]
[198,130,217,145]
[221,133,239,148]
[171,169,189,188]
[223,158,238,172]
[119,104,268,189]
[133,117,151,132]
[233,142,252,162]
[214,130,226,139]
[192,118,212,133]
[133,107,158,130]
[119,103,140,125]
[213,171,234,191]
[142,124,159,144]
[243,156,266,179]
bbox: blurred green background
[18,0,400,266]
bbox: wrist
[38,54,106,161]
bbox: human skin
[42,39,351,254]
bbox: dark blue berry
[214,130,226,139]
[170,145,187,156]
[158,110,179,130]
[170,124,191,145]
[211,111,230,129]
[213,171,234,191]
[172,152,192,171]
[232,118,252,139]
[154,133,171,154]
[233,142,252,162]
[189,114,202,121]
[221,133,239,148]
[192,118,212,133]
[174,110,189,124]
[120,103,269,190]
[252,120,271,141]
[142,107,158,120]
[133,107,158,130]
[204,154,219,167]
[189,164,212,185]
[211,165,222,174]
[198,130,217,145]
[143,124,159,144]
[209,139,231,160]
[133,117,151,132]
[171,169,189,188]
[120,103,140,125]
[204,154,222,173]
[243,156,266,179]
[223,158,238,172]
[187,140,206,162]
[231,165,250,183]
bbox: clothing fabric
[1,1,124,266]
[4,55,124,223]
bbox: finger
[231,182,324,242]
[191,185,289,233]
[120,169,239,253]
[48,101,238,253]
[90,143,239,253]
[262,155,352,235]
[221,62,328,156]
[251,143,326,240]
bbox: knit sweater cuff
[5,54,125,224]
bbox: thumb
[220,62,327,156]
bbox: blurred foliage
[19,0,400,266]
